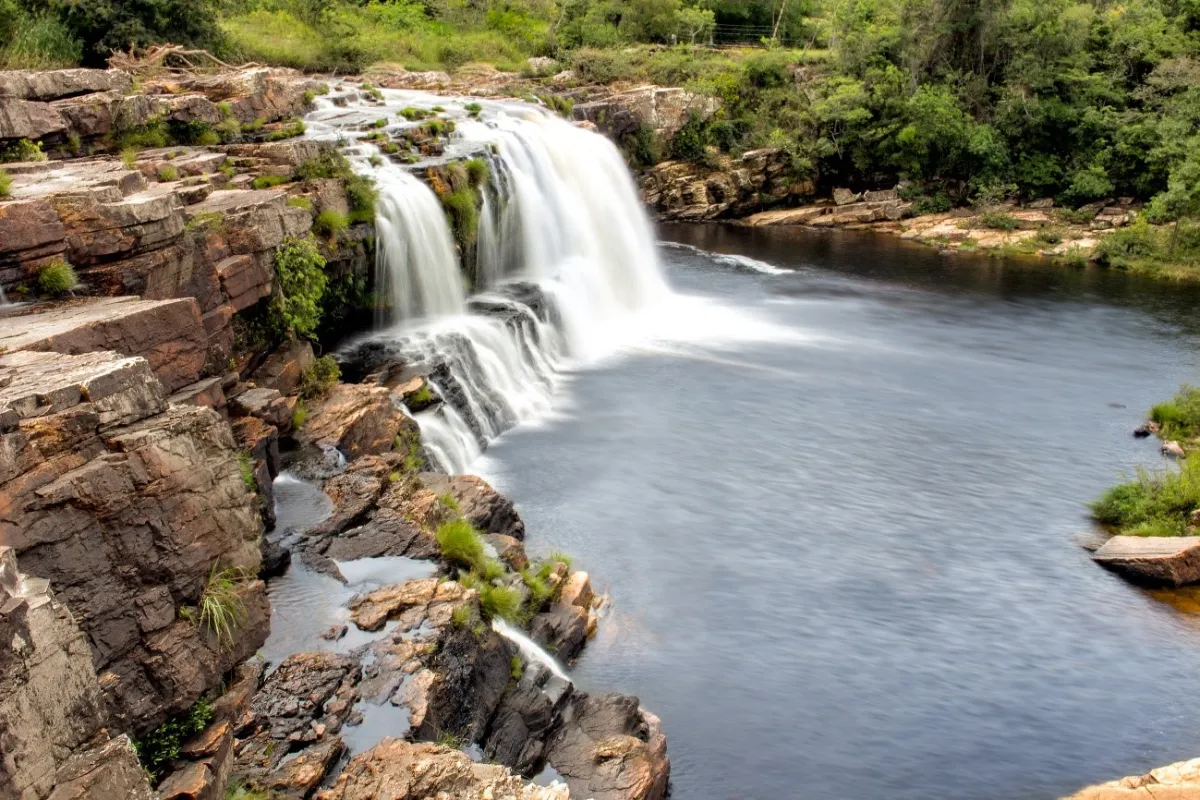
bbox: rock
[0,68,133,101]
[168,376,227,412]
[0,296,208,393]
[1064,756,1200,799]
[45,735,155,800]
[262,737,345,798]
[1162,440,1186,458]
[418,473,526,539]
[530,604,588,664]
[1093,535,1200,586]
[319,624,348,641]
[832,187,859,206]
[251,338,315,397]
[260,538,291,578]
[395,375,440,412]
[639,149,809,221]
[559,572,594,610]
[0,349,267,734]
[314,739,569,800]
[862,188,898,203]
[348,578,470,632]
[1133,420,1161,438]
[547,693,669,800]
[526,57,558,76]
[156,759,221,800]
[484,663,573,773]
[298,382,419,460]
[0,95,66,139]
[574,85,720,140]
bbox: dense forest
[2,0,1200,270]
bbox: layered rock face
[572,86,721,141]
[0,348,268,736]
[0,546,154,800]
[639,149,813,221]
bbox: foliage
[291,400,308,430]
[299,354,341,400]
[38,258,77,294]
[237,452,257,492]
[459,570,524,622]
[198,563,247,647]
[510,655,523,680]
[314,210,350,243]
[436,518,486,571]
[0,168,10,199]
[441,187,479,248]
[287,196,314,212]
[437,492,461,512]
[157,164,179,182]
[1150,385,1200,441]
[978,212,1020,231]
[465,158,489,187]
[0,9,81,69]
[394,427,424,472]
[465,101,483,117]
[272,236,327,338]
[0,138,46,163]
[345,174,378,223]
[1092,455,1200,537]
[225,782,272,800]
[136,697,214,780]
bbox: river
[468,223,1200,799]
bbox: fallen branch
[108,44,262,76]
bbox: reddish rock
[299,383,418,460]
[252,339,315,395]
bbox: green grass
[38,259,77,294]
[225,782,271,800]
[0,168,11,199]
[441,187,479,248]
[198,564,247,647]
[460,570,524,622]
[465,158,489,188]
[299,355,340,400]
[408,384,436,406]
[185,212,225,233]
[520,566,554,612]
[251,174,290,190]
[0,11,82,69]
[314,210,350,243]
[291,400,308,430]
[451,603,473,629]
[1150,386,1200,442]
[287,196,314,212]
[0,139,46,164]
[121,147,138,169]
[465,101,483,117]
[510,655,523,680]
[437,492,460,512]
[157,164,179,182]
[237,453,257,492]
[1092,456,1200,537]
[265,119,307,141]
[436,519,485,570]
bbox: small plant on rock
[38,258,78,295]
[136,697,213,781]
[157,164,180,182]
[436,492,460,513]
[287,196,313,212]
[0,168,11,199]
[314,210,350,243]
[251,174,289,190]
[465,101,482,117]
[436,519,485,570]
[198,564,247,647]
[237,453,257,492]
[299,354,340,400]
[272,235,327,338]
[292,400,309,430]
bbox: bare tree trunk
[772,0,789,40]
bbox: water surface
[475,224,1200,800]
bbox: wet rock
[298,382,418,460]
[1133,421,1158,438]
[559,572,594,610]
[261,737,345,798]
[416,617,515,744]
[419,473,525,539]
[1093,535,1200,586]
[261,538,292,578]
[348,577,469,632]
[314,739,569,800]
[547,693,670,800]
[484,663,574,773]
[529,604,588,664]
[395,375,440,412]
[319,624,348,641]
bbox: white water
[305,84,671,473]
[492,618,570,683]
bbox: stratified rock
[0,95,66,139]
[315,739,569,800]
[0,297,208,393]
[1093,535,1200,586]
[484,663,573,773]
[574,86,720,139]
[253,339,315,395]
[348,578,469,633]
[45,735,155,800]
[419,473,525,539]
[298,383,418,460]
[1064,757,1200,799]
[530,604,588,663]
[0,349,267,735]
[639,148,811,221]
[0,68,133,100]
[559,572,594,610]
[547,693,669,800]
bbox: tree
[677,5,714,44]
[1147,151,1200,253]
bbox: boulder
[419,473,526,539]
[547,693,669,800]
[252,339,315,395]
[298,382,418,460]
[1162,440,1186,458]
[560,571,594,610]
[0,95,66,139]
[574,86,720,139]
[1093,535,1200,586]
[832,187,858,206]
[1133,421,1160,438]
[484,663,573,773]
[45,735,155,800]
[0,69,133,101]
[314,739,569,800]
[530,604,589,663]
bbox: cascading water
[305,84,667,473]
[492,618,570,683]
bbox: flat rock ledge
[1064,757,1200,798]
[1092,536,1200,586]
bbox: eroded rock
[547,694,669,800]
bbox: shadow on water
[474,224,1200,800]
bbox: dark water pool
[474,224,1200,799]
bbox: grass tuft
[436,519,485,571]
[1150,386,1200,442]
[38,258,78,295]
[198,564,247,647]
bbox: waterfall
[374,167,465,323]
[492,618,571,683]
[309,84,667,473]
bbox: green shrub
[157,164,179,182]
[978,211,1020,231]
[1094,218,1164,267]
[1150,386,1200,441]
[441,187,479,248]
[345,174,378,223]
[272,235,327,338]
[394,427,424,472]
[314,210,350,242]
[226,781,271,800]
[237,453,257,492]
[291,400,308,430]
[299,354,340,400]
[287,196,313,212]
[265,119,306,141]
[520,567,554,612]
[38,259,78,294]
[465,101,483,117]
[1035,228,1063,245]
[451,604,473,629]
[436,492,460,512]
[400,106,432,121]
[251,174,290,190]
[436,519,485,570]
[121,147,138,169]
[112,120,170,151]
[198,564,246,647]
[0,11,82,69]
[572,47,634,83]
[1092,456,1200,536]
[0,168,11,199]
[0,139,46,164]
[464,158,489,188]
[136,697,213,780]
